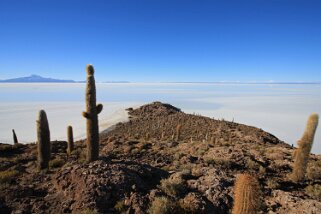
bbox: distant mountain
[0,75,75,83]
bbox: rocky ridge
[0,102,320,213]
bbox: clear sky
[0,0,320,82]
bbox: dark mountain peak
[0,75,75,83]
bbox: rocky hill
[0,102,320,214]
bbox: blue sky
[0,0,320,82]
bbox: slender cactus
[12,129,18,145]
[292,113,319,182]
[232,174,262,214]
[37,110,51,170]
[82,64,103,162]
[67,125,74,155]
[176,124,182,141]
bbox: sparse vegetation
[266,178,279,189]
[49,158,65,168]
[80,208,100,214]
[0,170,19,184]
[246,159,260,171]
[206,157,232,168]
[266,149,284,161]
[148,196,181,214]
[306,159,321,180]
[305,184,321,200]
[159,177,186,198]
[0,143,23,153]
[114,200,126,213]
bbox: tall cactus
[67,125,74,155]
[292,113,319,182]
[37,110,51,170]
[82,64,103,162]
[232,174,262,214]
[12,129,18,145]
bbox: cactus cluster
[82,64,103,162]
[292,113,319,182]
[34,64,103,170]
[37,110,51,170]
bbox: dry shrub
[159,177,186,198]
[266,151,284,161]
[179,192,206,213]
[114,200,126,213]
[266,178,279,189]
[259,166,266,176]
[0,170,19,184]
[305,184,321,200]
[0,144,24,157]
[148,196,181,214]
[71,147,86,160]
[131,148,140,155]
[191,166,203,177]
[206,157,232,169]
[49,158,65,168]
[246,159,260,171]
[81,208,99,214]
[306,160,321,180]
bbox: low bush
[0,170,19,184]
[159,177,186,198]
[114,200,126,213]
[148,196,181,214]
[305,184,321,200]
[49,158,65,168]
[306,160,321,180]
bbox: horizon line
[1,81,321,85]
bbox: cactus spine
[232,174,262,214]
[82,64,103,162]
[37,110,51,170]
[292,113,319,182]
[67,125,74,155]
[12,129,18,144]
